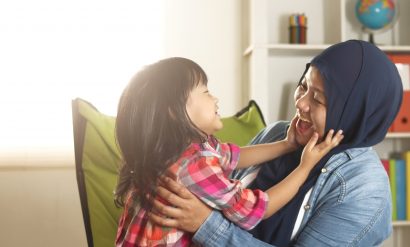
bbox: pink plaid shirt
[116,136,268,246]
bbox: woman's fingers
[148,176,213,233]
[152,186,183,216]
[159,176,194,202]
[149,208,179,228]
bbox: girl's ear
[168,107,177,120]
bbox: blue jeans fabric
[193,122,392,247]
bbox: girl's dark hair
[114,57,208,208]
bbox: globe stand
[361,26,375,44]
[368,33,374,44]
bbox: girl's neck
[191,134,210,144]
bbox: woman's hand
[148,176,212,233]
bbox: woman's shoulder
[327,147,380,168]
[250,121,289,144]
[328,147,388,185]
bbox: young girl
[114,57,343,246]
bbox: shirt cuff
[192,210,229,245]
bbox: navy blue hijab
[249,40,403,246]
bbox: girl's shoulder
[178,137,222,161]
[176,136,236,165]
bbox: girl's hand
[148,176,212,233]
[300,129,344,169]
[285,116,300,150]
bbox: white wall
[0,167,86,247]
[0,1,242,246]
[162,0,243,116]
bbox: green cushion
[74,99,122,247]
[72,98,265,246]
[215,100,266,146]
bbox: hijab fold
[249,40,403,246]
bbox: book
[405,152,410,220]
[387,53,410,90]
[390,91,410,132]
[381,159,390,176]
[389,159,397,221]
[395,159,406,220]
[395,63,410,90]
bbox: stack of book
[382,151,410,221]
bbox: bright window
[0,0,163,165]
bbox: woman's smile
[296,117,313,135]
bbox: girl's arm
[237,117,299,169]
[237,140,296,169]
[263,130,343,218]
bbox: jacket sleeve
[193,210,275,247]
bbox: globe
[355,0,398,43]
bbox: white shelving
[393,221,410,227]
[386,133,410,139]
[242,0,410,123]
[244,44,410,57]
[242,1,410,247]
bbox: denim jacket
[193,122,392,247]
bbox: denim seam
[335,171,346,204]
[208,215,230,245]
[306,164,346,222]
[348,198,386,246]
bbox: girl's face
[186,83,223,136]
[294,66,327,146]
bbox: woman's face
[294,66,327,146]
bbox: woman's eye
[314,96,325,105]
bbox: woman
[149,40,402,246]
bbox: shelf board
[378,45,410,52]
[243,44,330,56]
[385,132,410,138]
[393,221,410,227]
[243,44,410,56]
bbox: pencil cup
[289,26,307,44]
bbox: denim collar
[324,147,373,172]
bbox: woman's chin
[296,132,313,146]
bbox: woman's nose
[295,94,309,113]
